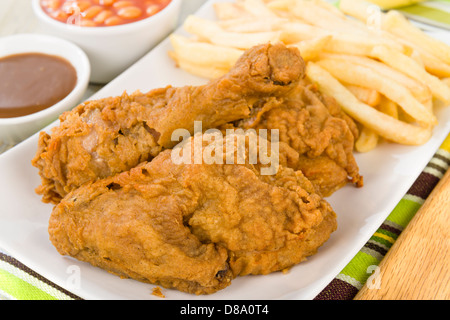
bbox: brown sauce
[0,53,77,118]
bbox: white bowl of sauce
[32,0,182,83]
[0,33,90,144]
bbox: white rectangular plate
[0,0,449,300]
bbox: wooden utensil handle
[355,169,450,300]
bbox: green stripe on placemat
[399,4,450,29]
[388,1,450,30]
[387,198,422,227]
[401,4,450,24]
[315,132,450,300]
[0,253,80,300]
[0,269,56,300]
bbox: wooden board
[355,169,450,300]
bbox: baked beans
[40,0,172,27]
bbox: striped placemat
[315,133,450,300]
[0,252,81,300]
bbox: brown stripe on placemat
[314,278,359,300]
[379,222,402,236]
[406,172,440,199]
[0,252,83,300]
[364,242,388,256]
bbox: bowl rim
[0,33,91,125]
[31,0,181,35]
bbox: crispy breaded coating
[231,81,363,196]
[48,134,336,294]
[33,43,305,204]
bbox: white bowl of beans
[32,0,182,83]
[0,33,90,144]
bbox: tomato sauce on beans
[40,0,172,27]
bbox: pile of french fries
[168,0,450,152]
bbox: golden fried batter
[49,134,336,295]
[232,81,363,196]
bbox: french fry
[339,0,374,22]
[397,106,417,124]
[370,45,450,103]
[239,0,279,18]
[273,0,346,20]
[266,0,295,11]
[415,48,450,78]
[294,0,406,51]
[340,0,450,78]
[280,22,329,43]
[280,22,389,58]
[377,96,399,119]
[443,78,450,88]
[183,15,222,40]
[169,51,229,79]
[282,30,388,59]
[318,52,431,103]
[345,84,381,107]
[310,0,347,18]
[396,38,450,78]
[169,34,244,70]
[355,126,379,153]
[324,34,393,56]
[292,0,367,36]
[382,10,450,65]
[183,15,281,49]
[283,30,400,56]
[290,36,331,61]
[316,59,437,126]
[213,2,252,20]
[305,62,432,145]
[409,49,424,69]
[219,17,287,33]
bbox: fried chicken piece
[32,43,305,204]
[232,81,363,196]
[48,134,336,294]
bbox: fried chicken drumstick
[49,134,336,295]
[33,43,305,204]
